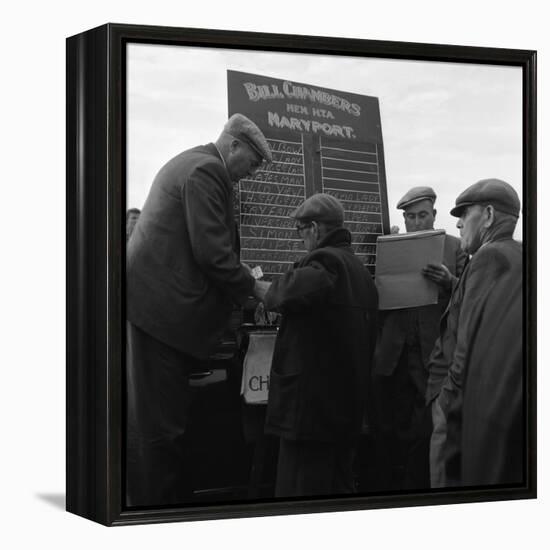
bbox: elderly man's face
[403,199,436,232]
[456,204,485,254]
[227,140,263,182]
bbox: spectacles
[296,222,312,235]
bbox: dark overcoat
[432,237,523,486]
[126,143,255,359]
[264,228,379,442]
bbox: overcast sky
[127,43,523,239]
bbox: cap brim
[450,202,473,217]
[231,131,272,163]
[397,196,435,210]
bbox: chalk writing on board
[238,137,307,277]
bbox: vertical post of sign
[228,70,390,279]
[302,133,319,199]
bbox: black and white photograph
[6,1,548,547]
[121,38,530,510]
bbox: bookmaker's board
[228,70,390,279]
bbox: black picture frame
[66,23,537,526]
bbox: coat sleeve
[182,162,254,304]
[264,259,336,313]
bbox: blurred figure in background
[126,208,140,241]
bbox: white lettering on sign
[243,82,285,101]
[286,103,309,115]
[241,81,361,117]
[312,108,334,119]
[283,81,361,116]
[268,111,356,139]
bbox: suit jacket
[264,228,379,442]
[126,143,255,359]
[430,237,523,486]
[373,234,467,379]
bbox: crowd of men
[126,113,523,506]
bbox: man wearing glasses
[126,114,272,506]
[262,193,379,498]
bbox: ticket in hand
[251,266,264,280]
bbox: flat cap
[291,193,345,225]
[397,186,437,210]
[450,178,520,217]
[224,113,272,163]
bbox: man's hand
[253,280,272,302]
[422,263,453,291]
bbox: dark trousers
[275,438,356,498]
[126,321,198,507]
[372,344,431,491]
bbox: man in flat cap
[261,193,378,497]
[427,178,523,487]
[371,186,468,490]
[126,114,272,506]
